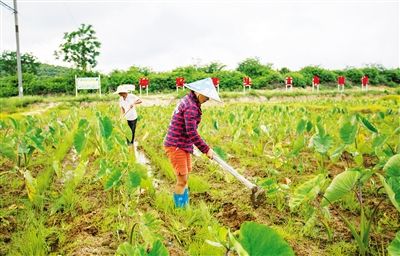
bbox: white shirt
[119,94,139,121]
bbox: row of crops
[0,94,399,255]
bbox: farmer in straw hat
[164,78,222,208]
[114,85,142,145]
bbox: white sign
[75,76,101,96]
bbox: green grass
[0,86,397,114]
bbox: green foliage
[237,222,295,256]
[127,171,142,190]
[388,231,400,256]
[98,114,113,139]
[116,240,168,256]
[213,146,227,160]
[339,121,357,145]
[321,169,361,207]
[236,57,272,77]
[299,66,336,83]
[379,154,400,212]
[0,55,398,97]
[73,119,89,154]
[311,129,333,155]
[289,174,326,210]
[198,62,226,73]
[104,168,122,190]
[358,115,378,133]
[345,68,364,84]
[54,24,101,71]
[0,51,39,75]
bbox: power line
[0,0,15,12]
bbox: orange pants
[164,146,192,176]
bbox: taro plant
[260,177,289,211]
[206,221,295,256]
[321,154,400,256]
[388,231,400,256]
[116,212,167,256]
[116,239,168,256]
[289,174,333,240]
[309,119,333,170]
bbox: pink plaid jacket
[164,92,209,154]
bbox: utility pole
[13,0,23,97]
[1,0,23,96]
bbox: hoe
[212,154,266,208]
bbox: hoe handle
[120,106,133,120]
[213,155,256,190]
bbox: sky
[0,0,399,73]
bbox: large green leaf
[116,242,136,255]
[388,231,400,256]
[289,174,326,210]
[316,122,326,137]
[311,133,333,155]
[73,129,86,154]
[378,174,400,212]
[97,159,109,179]
[28,134,45,152]
[127,171,141,189]
[339,121,357,145]
[290,135,304,156]
[381,154,400,213]
[78,118,89,129]
[321,170,361,207]
[104,169,122,190]
[372,134,387,148]
[306,121,313,132]
[330,145,346,160]
[359,116,378,133]
[229,113,235,125]
[8,117,19,130]
[99,116,113,139]
[296,119,307,134]
[0,144,16,161]
[238,222,295,256]
[383,154,400,178]
[148,240,168,256]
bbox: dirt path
[21,102,60,116]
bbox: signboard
[139,77,149,95]
[212,77,220,92]
[176,77,185,88]
[139,77,149,88]
[337,76,345,92]
[312,76,320,92]
[176,77,185,92]
[75,76,101,96]
[243,77,252,92]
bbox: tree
[54,24,101,72]
[236,57,272,77]
[0,51,39,75]
[199,62,226,73]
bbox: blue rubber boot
[184,187,189,205]
[173,192,185,208]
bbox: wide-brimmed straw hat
[184,78,222,102]
[113,84,135,94]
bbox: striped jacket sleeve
[183,105,210,154]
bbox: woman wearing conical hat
[164,78,222,208]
